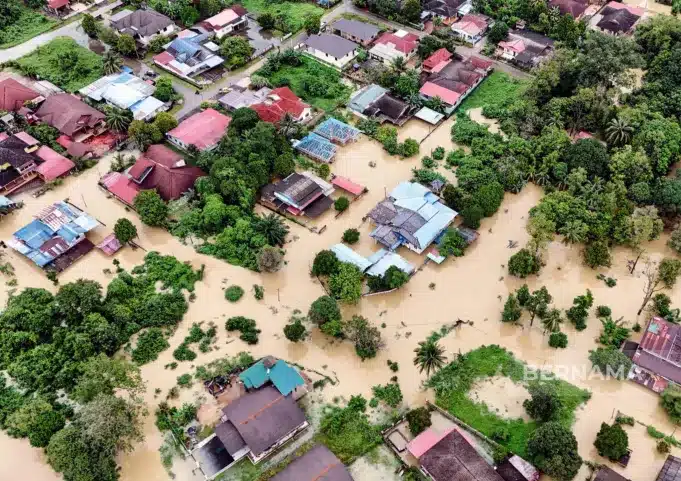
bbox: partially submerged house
[8,201,100,272]
[153,31,224,81]
[657,456,681,481]
[592,2,643,35]
[167,108,231,151]
[367,181,457,255]
[303,34,359,69]
[330,18,380,46]
[293,133,338,163]
[314,118,361,145]
[593,466,631,481]
[496,455,541,481]
[202,6,249,39]
[0,78,40,112]
[251,87,311,124]
[329,243,415,276]
[0,132,75,195]
[33,94,106,142]
[451,14,491,43]
[111,9,177,46]
[548,0,589,19]
[496,30,554,69]
[369,30,420,65]
[239,356,308,400]
[422,0,468,24]
[271,444,354,481]
[100,144,205,206]
[260,172,334,217]
[348,84,414,126]
[628,317,681,393]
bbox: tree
[619,207,663,273]
[72,354,142,403]
[638,259,680,315]
[304,15,321,34]
[413,340,447,376]
[563,138,610,179]
[283,317,307,342]
[180,5,200,26]
[606,117,634,146]
[406,407,431,436]
[82,14,99,38]
[549,332,568,348]
[152,76,174,102]
[220,36,254,69]
[345,315,383,360]
[400,0,422,23]
[524,383,562,422]
[659,258,681,288]
[105,106,132,132]
[669,226,681,254]
[438,228,468,257]
[258,12,275,30]
[117,34,137,57]
[133,190,168,227]
[527,422,582,481]
[257,246,284,272]
[390,56,406,73]
[383,265,409,289]
[508,248,541,278]
[589,347,632,379]
[6,397,65,447]
[343,228,360,244]
[114,218,137,244]
[153,112,178,134]
[128,120,162,150]
[661,385,681,424]
[308,295,341,325]
[594,423,629,461]
[329,263,363,303]
[462,204,484,229]
[501,294,522,323]
[609,146,652,187]
[102,50,122,76]
[335,196,350,212]
[312,250,339,276]
[541,308,562,334]
[583,241,611,269]
[488,21,509,44]
[525,286,552,327]
[230,107,260,135]
[254,213,289,246]
[76,394,143,453]
[566,289,593,331]
[199,0,222,18]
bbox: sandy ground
[469,377,530,421]
[1,116,680,481]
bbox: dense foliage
[527,422,582,481]
[406,407,432,436]
[594,422,629,461]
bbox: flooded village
[1,0,681,481]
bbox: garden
[0,1,58,49]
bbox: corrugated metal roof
[365,251,415,277]
[330,243,372,272]
[239,358,305,396]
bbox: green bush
[176,374,193,387]
[549,332,568,348]
[658,440,671,453]
[335,196,350,212]
[596,305,612,317]
[225,316,260,344]
[342,228,360,244]
[132,328,169,364]
[173,342,197,362]
[253,284,264,300]
[508,248,541,278]
[309,295,341,325]
[432,146,445,160]
[406,407,432,436]
[371,382,403,408]
[312,250,339,276]
[594,422,629,461]
[224,285,244,302]
[283,317,307,342]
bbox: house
[330,243,373,271]
[79,71,166,121]
[303,34,359,69]
[422,0,468,23]
[348,84,414,126]
[657,456,681,481]
[496,30,554,69]
[330,18,380,46]
[100,144,205,206]
[408,427,504,481]
[33,94,106,141]
[110,9,177,46]
[419,55,493,112]
[270,444,354,481]
[202,6,249,39]
[219,86,272,111]
[239,356,308,400]
[496,455,541,481]
[364,249,415,277]
[0,79,40,112]
[451,14,491,43]
[0,132,75,195]
[593,2,643,35]
[260,172,334,217]
[628,317,681,393]
[422,48,453,74]
[8,201,100,272]
[593,466,631,481]
[166,108,231,151]
[314,118,361,145]
[153,31,225,81]
[251,87,311,124]
[548,0,589,19]
[47,0,70,14]
[369,30,420,65]
[367,181,457,254]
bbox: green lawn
[257,56,352,112]
[15,37,103,92]
[239,0,324,33]
[0,8,58,50]
[457,71,528,113]
[426,345,591,458]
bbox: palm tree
[605,117,633,146]
[541,308,562,334]
[254,213,289,247]
[559,220,588,244]
[278,113,296,138]
[427,96,445,114]
[413,340,447,377]
[105,106,132,132]
[102,51,122,75]
[391,55,406,73]
[406,93,422,109]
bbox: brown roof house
[594,466,631,481]
[34,94,106,141]
[191,386,309,479]
[593,2,643,35]
[629,316,681,393]
[271,444,354,481]
[348,84,415,126]
[548,0,589,19]
[110,9,177,46]
[260,172,335,218]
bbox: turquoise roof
[239,358,304,396]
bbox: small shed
[331,175,366,196]
[294,133,338,163]
[415,106,444,125]
[96,234,123,256]
[330,243,372,272]
[314,118,361,145]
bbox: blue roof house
[239,356,308,400]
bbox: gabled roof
[330,243,372,272]
[0,79,39,112]
[632,317,681,385]
[597,3,641,33]
[331,18,380,41]
[548,0,588,18]
[594,466,631,481]
[423,48,453,72]
[251,87,309,123]
[35,146,75,181]
[239,357,305,396]
[499,39,526,53]
[374,30,419,54]
[203,7,248,29]
[0,134,40,172]
[420,81,462,105]
[658,456,681,481]
[271,444,354,481]
[305,34,358,59]
[111,9,175,37]
[423,0,467,17]
[167,108,231,151]
[453,14,490,36]
[48,0,69,9]
[34,94,105,137]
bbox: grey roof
[597,7,640,33]
[214,421,247,456]
[271,444,354,481]
[331,18,380,41]
[111,9,174,37]
[222,386,307,457]
[595,467,631,481]
[348,84,388,113]
[658,456,681,481]
[305,34,358,58]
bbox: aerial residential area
[2,0,681,480]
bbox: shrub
[114,218,137,244]
[309,296,341,325]
[320,319,345,337]
[588,347,632,379]
[134,190,168,227]
[584,241,611,268]
[312,250,339,276]
[399,138,420,158]
[508,248,541,278]
[669,226,681,254]
[594,422,629,461]
[567,290,593,331]
[461,204,484,229]
[406,407,431,436]
[387,360,399,372]
[438,228,467,258]
[658,440,671,454]
[132,328,169,364]
[348,394,367,412]
[283,318,307,342]
[524,383,562,422]
[173,342,197,362]
[597,305,612,317]
[335,196,350,212]
[501,294,522,323]
[371,382,403,408]
[421,156,436,168]
[224,285,244,302]
[345,315,382,360]
[549,332,568,348]
[432,146,445,160]
[342,228,360,244]
[176,374,192,387]
[661,385,681,424]
[329,263,363,303]
[225,316,260,344]
[253,284,264,300]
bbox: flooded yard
[0,115,678,481]
[469,377,530,421]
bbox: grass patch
[316,404,383,464]
[426,345,591,458]
[0,7,58,49]
[240,0,324,33]
[15,37,103,92]
[457,71,528,113]
[258,56,351,112]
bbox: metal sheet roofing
[330,243,372,272]
[365,251,415,277]
[415,107,444,125]
[239,358,305,396]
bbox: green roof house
[239,356,308,400]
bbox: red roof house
[419,81,462,106]
[166,108,231,151]
[35,146,76,181]
[374,31,420,55]
[251,87,311,124]
[48,0,70,10]
[422,48,453,74]
[100,171,140,206]
[0,79,39,112]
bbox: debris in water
[405,332,412,338]
[269,306,279,314]
[507,240,518,248]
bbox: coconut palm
[559,220,588,244]
[254,213,289,247]
[105,106,132,132]
[541,308,562,334]
[413,340,447,377]
[102,51,122,75]
[427,96,445,114]
[391,55,406,73]
[605,117,634,146]
[406,93,422,109]
[278,113,297,138]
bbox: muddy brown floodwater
[0,117,678,481]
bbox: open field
[457,71,528,113]
[240,0,325,33]
[0,7,58,50]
